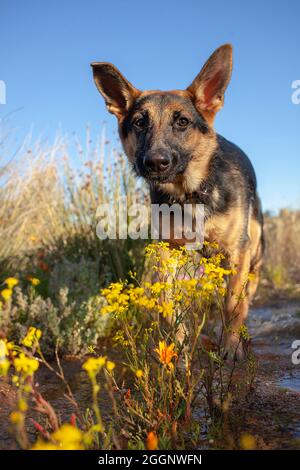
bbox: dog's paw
[223,333,245,362]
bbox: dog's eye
[177,117,189,128]
[133,117,146,130]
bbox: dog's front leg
[224,247,251,360]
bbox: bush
[0,284,110,356]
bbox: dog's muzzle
[143,152,172,174]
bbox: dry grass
[0,126,148,277]
[262,209,300,291]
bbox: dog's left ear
[91,62,141,119]
[187,44,232,125]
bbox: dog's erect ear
[91,62,141,119]
[187,44,232,125]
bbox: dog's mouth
[138,168,182,185]
[143,172,177,184]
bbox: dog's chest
[150,184,245,253]
[167,202,244,254]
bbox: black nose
[143,153,171,173]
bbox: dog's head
[91,45,232,194]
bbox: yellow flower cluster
[158,301,174,317]
[100,282,159,316]
[32,424,85,450]
[82,356,115,378]
[0,330,40,378]
[5,277,19,289]
[129,285,158,310]
[82,356,106,376]
[14,353,39,377]
[1,277,19,303]
[22,326,42,348]
[145,242,189,275]
[99,242,233,320]
[32,421,108,450]
[100,282,129,315]
[0,339,11,376]
[28,277,41,286]
[238,325,251,341]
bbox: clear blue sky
[1,0,299,211]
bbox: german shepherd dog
[91,44,264,359]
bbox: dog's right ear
[91,63,140,119]
[187,44,233,125]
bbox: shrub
[0,284,110,356]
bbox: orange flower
[124,389,131,402]
[154,341,178,369]
[146,431,158,450]
[38,261,49,272]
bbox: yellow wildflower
[101,282,124,299]
[136,369,144,378]
[82,356,106,378]
[0,339,9,357]
[128,286,144,301]
[18,398,28,412]
[100,281,129,316]
[132,295,157,310]
[29,277,40,286]
[158,301,174,318]
[12,375,19,386]
[14,353,39,376]
[1,288,12,301]
[113,330,130,347]
[240,433,256,450]
[106,360,115,372]
[174,292,183,302]
[10,411,24,425]
[203,240,219,249]
[4,277,18,289]
[32,441,59,450]
[150,282,165,295]
[22,326,42,348]
[238,325,251,341]
[0,339,10,376]
[32,424,84,450]
[52,424,83,448]
[0,358,10,376]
